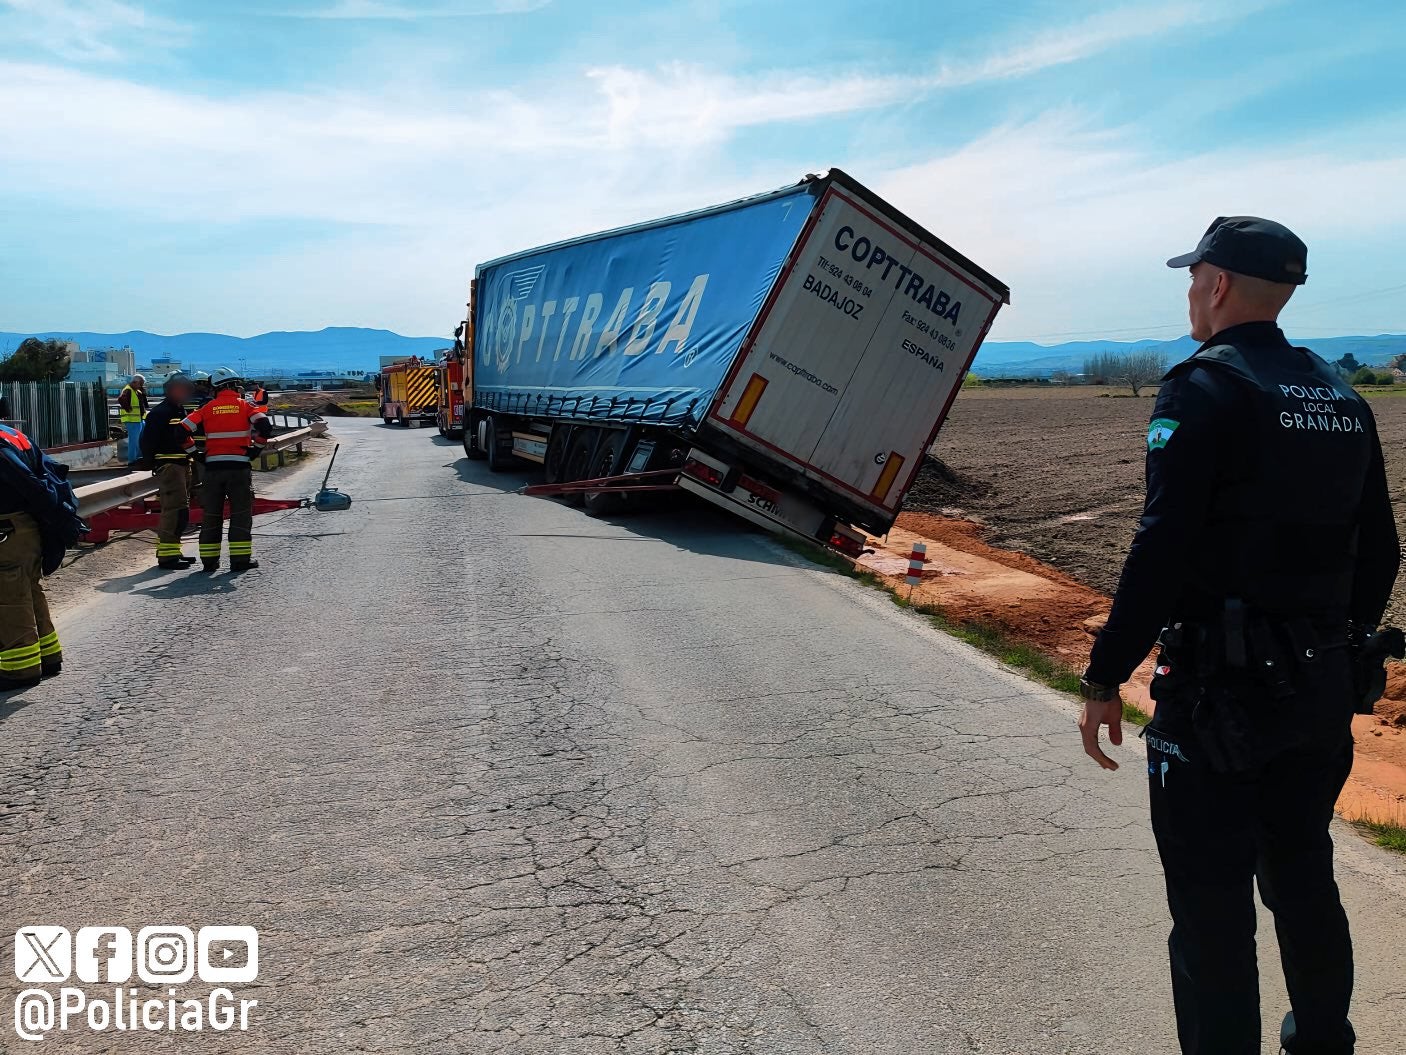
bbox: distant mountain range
[2,326,1402,379]
[969,334,1406,377]
[0,327,449,373]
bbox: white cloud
[1,0,1399,339]
[877,113,1406,341]
[0,0,187,62]
[932,1,1270,87]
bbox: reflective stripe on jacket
[180,391,269,464]
[142,398,195,462]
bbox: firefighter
[139,372,197,569]
[1079,217,1400,1054]
[118,373,149,467]
[186,370,213,502]
[181,367,272,573]
[248,380,270,411]
[0,422,64,689]
[189,371,214,407]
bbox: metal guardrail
[265,410,324,430]
[73,425,325,520]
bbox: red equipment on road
[82,494,305,543]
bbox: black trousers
[1147,656,1357,1055]
[198,462,254,567]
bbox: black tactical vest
[1172,343,1373,618]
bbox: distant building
[140,357,186,382]
[74,346,137,374]
[68,361,122,386]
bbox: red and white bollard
[906,542,927,593]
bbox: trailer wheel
[462,414,486,460]
[543,426,570,485]
[560,428,597,506]
[484,415,511,473]
[583,431,628,516]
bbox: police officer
[180,367,271,573]
[139,372,197,569]
[0,423,64,689]
[1078,217,1400,1055]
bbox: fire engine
[434,352,467,439]
[378,358,437,428]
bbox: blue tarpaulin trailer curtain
[473,185,816,428]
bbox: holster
[1153,602,1344,773]
[1352,627,1405,715]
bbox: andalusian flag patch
[1147,418,1179,451]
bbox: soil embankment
[886,385,1406,825]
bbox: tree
[1082,349,1165,395]
[1350,366,1393,387]
[1115,349,1166,396]
[0,338,72,382]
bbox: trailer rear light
[828,530,867,558]
[682,458,724,487]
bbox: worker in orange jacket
[180,367,272,573]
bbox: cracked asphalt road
[3,417,1405,1053]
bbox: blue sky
[1,0,1404,343]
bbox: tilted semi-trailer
[460,169,1009,554]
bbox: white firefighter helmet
[209,366,243,389]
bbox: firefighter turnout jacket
[140,397,195,465]
[180,390,272,464]
[0,423,64,682]
[0,424,62,521]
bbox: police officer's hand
[1078,698,1123,771]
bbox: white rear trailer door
[707,186,1005,519]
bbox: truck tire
[484,415,511,473]
[462,413,486,460]
[583,431,629,516]
[560,428,597,506]
[543,426,570,485]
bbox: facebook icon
[74,926,133,983]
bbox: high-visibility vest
[180,390,269,465]
[118,385,147,424]
[251,387,268,407]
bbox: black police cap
[1167,216,1307,285]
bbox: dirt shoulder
[913,385,1406,626]
[892,384,1406,825]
